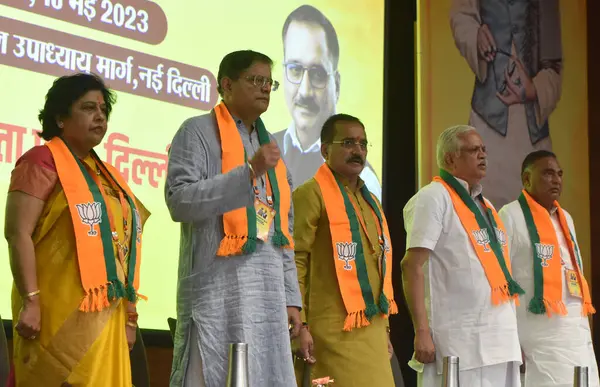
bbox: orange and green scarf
[214,102,293,256]
[518,190,595,316]
[46,137,143,312]
[435,170,524,305]
[314,164,398,331]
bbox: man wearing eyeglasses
[450,0,562,209]
[273,5,382,201]
[165,50,302,387]
[291,113,396,386]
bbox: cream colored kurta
[292,176,394,387]
[403,177,521,386]
[499,200,599,387]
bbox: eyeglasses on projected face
[244,75,280,91]
[284,63,334,89]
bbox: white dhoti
[520,304,600,387]
[418,362,521,387]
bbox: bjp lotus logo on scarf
[535,243,554,267]
[472,229,491,252]
[494,227,507,247]
[336,242,357,271]
[76,202,102,236]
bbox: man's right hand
[249,142,280,177]
[295,328,316,364]
[414,329,436,364]
[477,24,497,62]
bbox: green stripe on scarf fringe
[360,185,390,314]
[72,150,126,302]
[335,177,378,319]
[92,152,141,303]
[440,169,524,297]
[256,118,289,247]
[569,231,584,272]
[241,147,258,254]
[518,193,547,314]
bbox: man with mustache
[291,114,397,386]
[273,5,382,201]
[498,150,598,387]
[402,125,522,386]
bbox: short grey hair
[436,125,477,169]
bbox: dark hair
[282,5,340,69]
[521,150,557,175]
[38,73,116,141]
[320,113,365,144]
[217,50,273,96]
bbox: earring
[58,122,64,128]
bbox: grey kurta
[165,110,302,387]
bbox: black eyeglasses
[283,63,333,89]
[330,139,370,151]
[245,75,279,91]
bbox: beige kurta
[292,175,393,387]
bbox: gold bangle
[24,290,40,299]
[126,322,137,328]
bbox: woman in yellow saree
[5,73,150,387]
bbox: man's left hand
[496,56,537,106]
[287,306,302,339]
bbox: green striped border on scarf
[241,117,289,254]
[256,118,289,247]
[440,169,524,297]
[360,185,391,314]
[91,151,140,303]
[335,177,379,319]
[517,192,547,314]
[73,154,121,299]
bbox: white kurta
[404,177,521,387]
[499,201,599,387]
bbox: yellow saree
[9,146,150,387]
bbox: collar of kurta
[329,167,365,192]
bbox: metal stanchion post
[226,343,249,387]
[441,356,460,387]
[574,366,589,387]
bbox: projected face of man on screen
[283,19,339,150]
[273,5,382,201]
